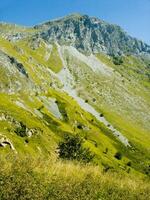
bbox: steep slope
[0,22,36,41]
[0,14,150,177]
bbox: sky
[0,0,150,44]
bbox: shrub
[114,152,122,160]
[127,161,132,167]
[112,55,123,65]
[57,135,95,163]
[144,165,150,176]
[25,138,29,144]
[93,98,96,102]
[77,124,83,129]
[103,148,108,154]
[15,122,27,137]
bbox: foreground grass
[0,156,150,200]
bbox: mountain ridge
[1,13,150,55]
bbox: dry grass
[0,155,150,200]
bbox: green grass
[0,90,149,176]
[96,53,150,88]
[0,21,150,200]
[0,38,149,176]
[0,156,150,200]
[47,43,63,73]
[0,37,62,88]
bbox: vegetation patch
[114,152,122,160]
[58,134,95,163]
[111,55,123,65]
[0,157,150,200]
[47,44,63,73]
[15,122,27,137]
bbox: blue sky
[0,0,150,44]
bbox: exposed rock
[0,113,41,137]
[15,122,41,137]
[0,135,15,151]
[35,14,150,55]
[7,55,28,77]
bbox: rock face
[0,135,15,151]
[8,56,28,77]
[34,14,150,55]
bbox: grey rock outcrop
[34,14,150,55]
[0,135,15,151]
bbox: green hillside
[0,14,150,199]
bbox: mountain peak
[36,13,88,27]
[64,13,84,18]
[34,14,150,55]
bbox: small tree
[57,135,94,163]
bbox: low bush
[112,55,123,65]
[114,152,122,160]
[57,135,95,163]
[15,122,27,137]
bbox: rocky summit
[33,14,150,55]
[0,14,150,199]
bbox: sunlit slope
[0,38,127,167]
[59,45,150,141]
[0,31,150,176]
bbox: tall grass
[0,155,149,200]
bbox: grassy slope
[63,49,150,139]
[60,48,150,174]
[0,38,134,170]
[0,35,150,180]
[0,156,150,200]
[95,53,150,137]
[1,39,146,173]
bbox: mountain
[34,14,150,55]
[2,14,150,55]
[0,14,150,195]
